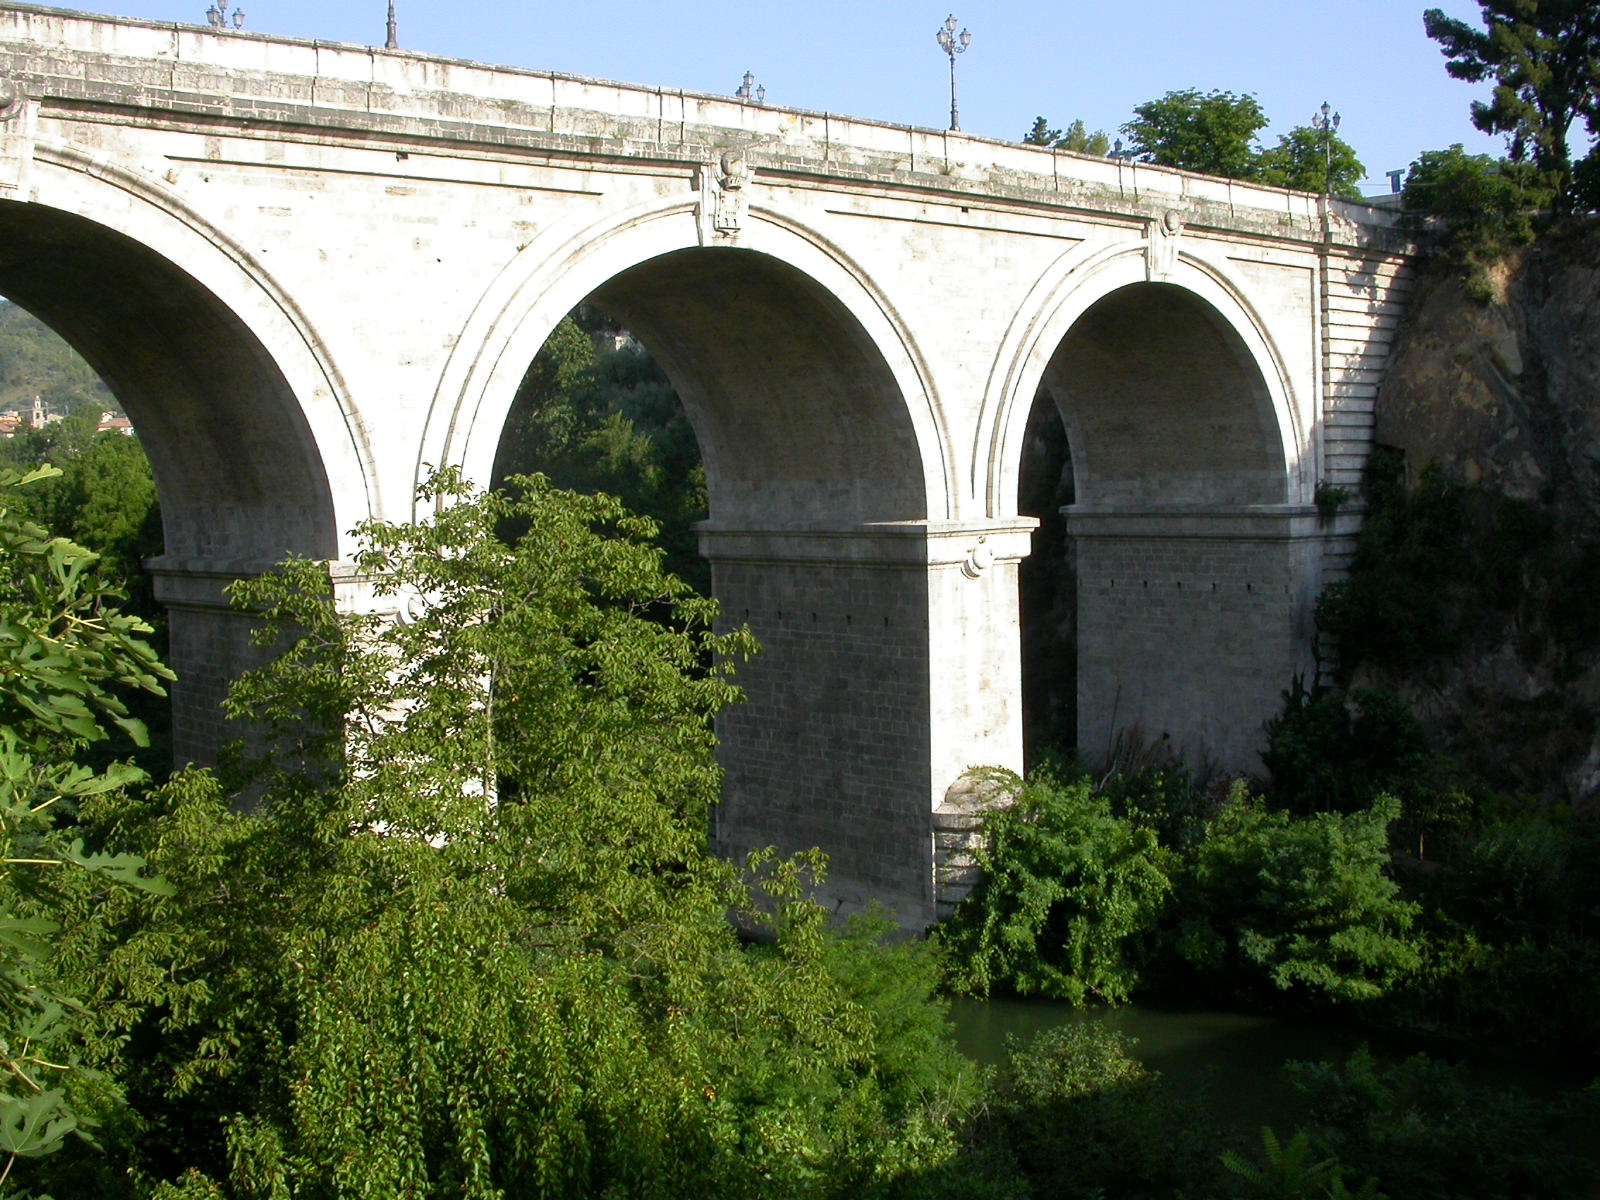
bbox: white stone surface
[0,5,1413,924]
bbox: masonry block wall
[709,554,934,920]
[151,566,278,766]
[1068,510,1327,771]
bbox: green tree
[1172,790,1421,1006]
[1022,116,1060,146]
[1401,142,1551,236]
[496,315,709,591]
[1120,88,1268,178]
[57,470,979,1197]
[1257,124,1367,197]
[940,772,1172,1005]
[1022,117,1110,155]
[1424,1,1600,211]
[0,465,171,1191]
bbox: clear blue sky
[40,0,1505,196]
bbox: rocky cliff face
[1359,220,1600,804]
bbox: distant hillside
[0,298,116,417]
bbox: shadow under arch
[1041,281,1289,508]
[584,246,925,526]
[0,198,340,763]
[1013,276,1320,771]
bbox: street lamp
[205,2,244,28]
[935,14,971,132]
[1312,100,1341,193]
[735,71,766,104]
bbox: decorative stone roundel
[0,79,25,122]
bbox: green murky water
[948,996,1597,1135]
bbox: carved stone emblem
[713,149,750,234]
[0,78,34,198]
[1145,208,1184,280]
[0,78,24,122]
[960,537,995,580]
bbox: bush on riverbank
[939,772,1171,1004]
[940,771,1421,1014]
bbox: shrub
[49,472,979,1198]
[939,773,1172,1004]
[1172,791,1421,1006]
[977,1023,1221,1199]
[1262,681,1430,816]
[1287,1049,1600,1200]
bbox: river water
[948,996,1598,1135]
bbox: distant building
[97,412,134,435]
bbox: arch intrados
[1038,281,1288,507]
[581,247,925,524]
[985,244,1303,515]
[0,199,341,560]
[425,197,948,524]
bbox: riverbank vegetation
[7,459,1598,1199]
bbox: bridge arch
[983,239,1309,517]
[422,193,951,524]
[424,192,1022,924]
[983,240,1322,770]
[4,144,377,760]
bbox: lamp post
[735,71,766,104]
[935,14,971,132]
[205,2,244,28]
[1312,100,1341,194]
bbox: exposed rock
[1361,220,1600,805]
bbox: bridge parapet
[0,3,1406,256]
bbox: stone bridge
[0,5,1412,925]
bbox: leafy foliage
[0,465,171,1190]
[1286,1049,1600,1200]
[1317,451,1470,674]
[1221,1126,1383,1200]
[1261,681,1453,825]
[1391,807,1600,1051]
[940,772,1171,1005]
[1401,144,1553,297]
[494,313,708,591]
[1424,1,1600,212]
[1171,791,1420,1006]
[1257,125,1367,198]
[1121,89,1269,179]
[972,1022,1221,1200]
[1021,117,1111,155]
[1,420,161,619]
[53,469,981,1198]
